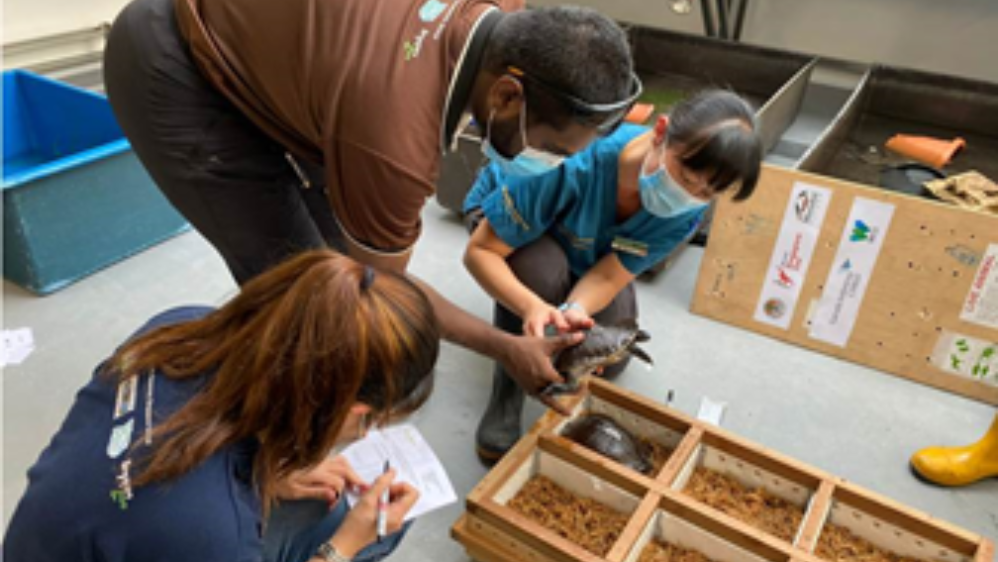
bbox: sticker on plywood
[753,182,832,330]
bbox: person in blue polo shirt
[4,250,439,562]
[463,90,763,463]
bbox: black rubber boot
[475,366,525,466]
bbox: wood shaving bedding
[507,475,630,556]
[817,522,937,562]
[683,466,804,542]
[639,539,719,562]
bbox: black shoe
[475,369,525,466]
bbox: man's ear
[487,75,525,120]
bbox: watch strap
[315,542,352,562]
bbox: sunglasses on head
[507,66,644,135]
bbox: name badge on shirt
[612,237,649,257]
[113,375,138,420]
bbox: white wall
[739,0,998,84]
[2,0,128,69]
[4,0,996,83]
[529,0,998,84]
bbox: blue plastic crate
[3,70,189,295]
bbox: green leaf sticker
[956,339,970,353]
[951,354,962,369]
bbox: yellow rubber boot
[910,414,998,487]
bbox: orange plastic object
[885,134,966,168]
[624,103,655,125]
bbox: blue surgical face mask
[481,100,565,178]
[638,147,709,218]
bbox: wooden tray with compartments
[452,378,993,562]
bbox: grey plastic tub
[797,65,998,189]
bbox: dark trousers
[497,235,638,378]
[104,0,342,286]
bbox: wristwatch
[315,542,352,562]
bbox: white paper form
[1,328,35,367]
[340,424,457,521]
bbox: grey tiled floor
[3,200,996,558]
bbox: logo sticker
[753,182,832,331]
[419,0,448,22]
[809,198,894,347]
[763,298,787,319]
[794,190,822,224]
[774,267,795,288]
[849,219,878,243]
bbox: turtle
[542,319,652,396]
[563,413,653,474]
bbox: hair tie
[360,265,376,290]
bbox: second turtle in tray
[564,413,655,474]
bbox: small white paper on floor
[1,328,36,368]
[340,424,457,521]
[696,397,727,426]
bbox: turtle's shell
[563,414,653,474]
[554,321,645,378]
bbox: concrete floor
[3,200,997,558]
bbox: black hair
[667,90,763,201]
[483,7,633,129]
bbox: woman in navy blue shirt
[464,90,763,463]
[4,250,439,562]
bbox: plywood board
[691,165,998,404]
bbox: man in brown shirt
[104,0,638,437]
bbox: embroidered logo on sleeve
[403,29,429,61]
[556,223,594,250]
[107,418,134,459]
[501,186,531,232]
[612,237,649,257]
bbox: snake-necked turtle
[563,413,653,474]
[542,320,652,396]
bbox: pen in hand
[377,460,390,543]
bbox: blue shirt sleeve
[479,167,576,250]
[463,163,504,213]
